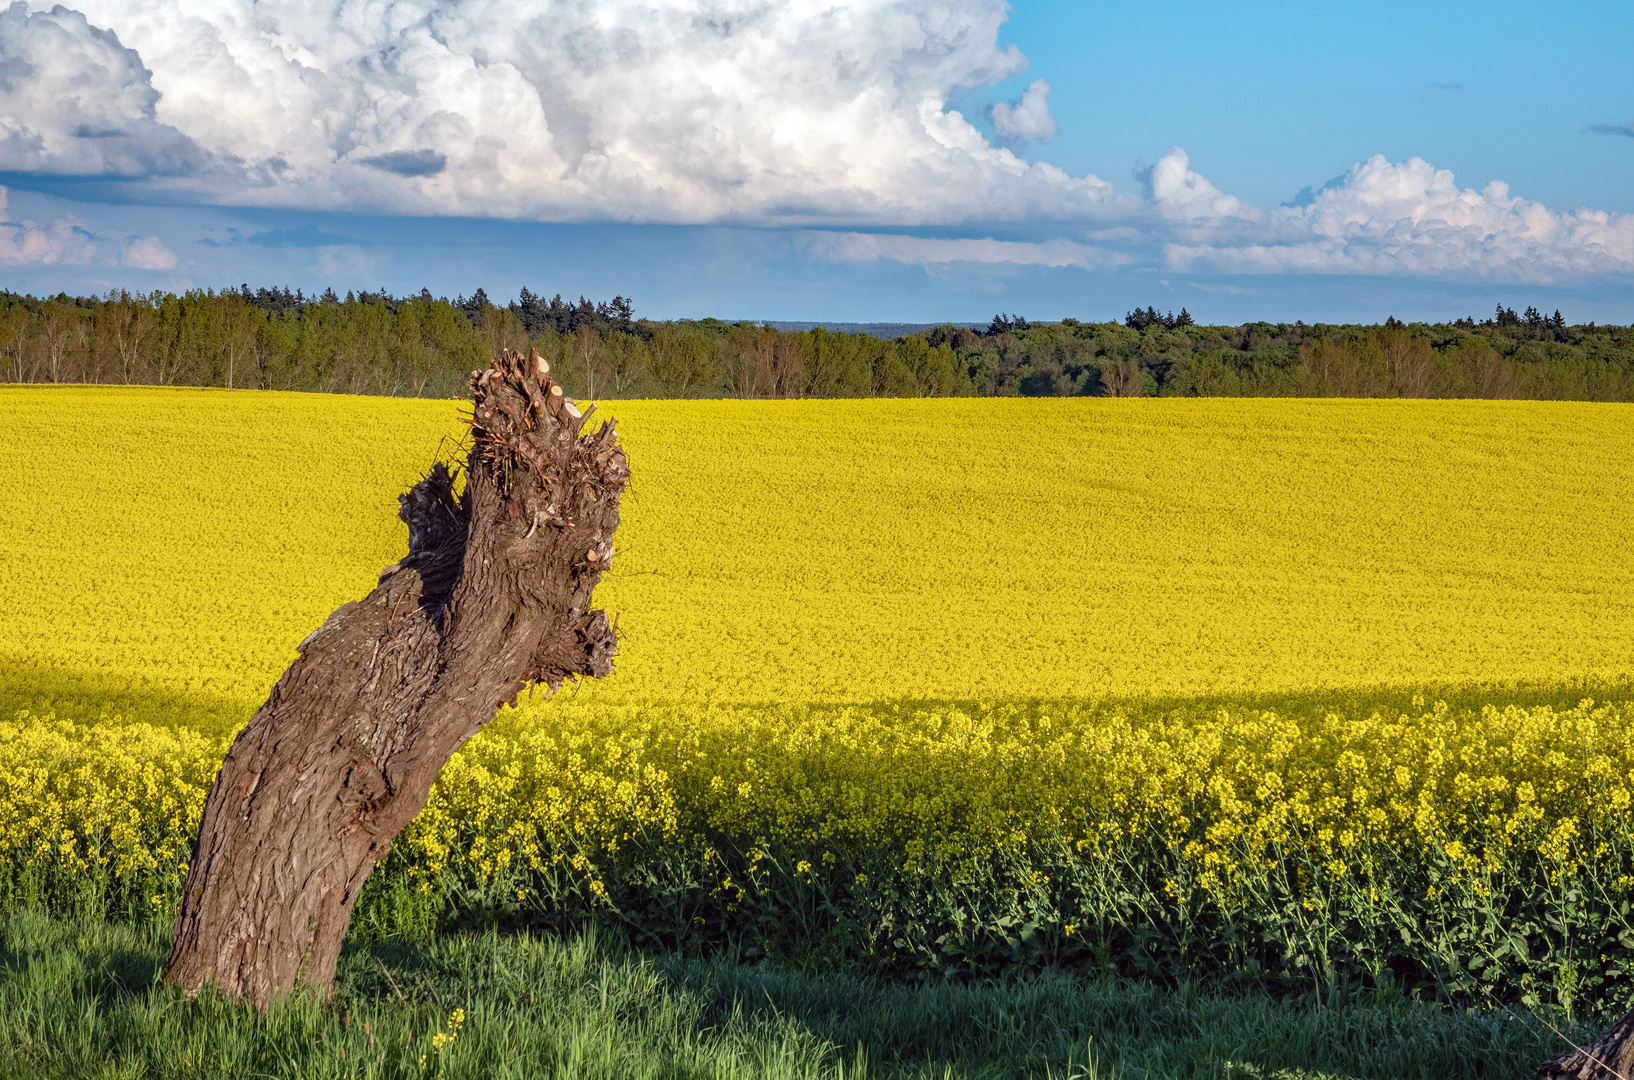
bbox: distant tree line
[1,287,1630,402]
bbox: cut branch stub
[162,349,627,1007]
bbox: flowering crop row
[7,694,1634,1011]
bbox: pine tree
[458,288,491,324]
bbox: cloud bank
[18,0,1112,224]
[831,150,1634,284]
[0,0,1629,283]
[1151,150,1634,282]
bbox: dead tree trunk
[164,348,628,1006]
[1538,1009,1634,1080]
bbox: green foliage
[965,320,1634,402]
[2,288,1630,400]
[0,289,978,400]
[0,909,1589,1078]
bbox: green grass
[0,910,1586,1079]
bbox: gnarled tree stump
[1538,1009,1634,1080]
[163,348,627,1006]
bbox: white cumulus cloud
[30,0,1113,223]
[0,186,96,265]
[1163,153,1634,281]
[0,2,208,176]
[120,235,176,269]
[990,79,1057,147]
[806,149,1634,284]
[1142,147,1256,222]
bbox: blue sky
[0,0,1629,324]
[985,0,1633,214]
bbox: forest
[2,286,1630,402]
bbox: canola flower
[3,388,1633,723]
[419,1008,464,1072]
[8,695,1634,1004]
[0,712,222,915]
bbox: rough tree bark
[164,348,628,1006]
[1538,1011,1634,1080]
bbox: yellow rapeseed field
[4,387,1631,723]
[3,386,1633,995]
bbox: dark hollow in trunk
[163,348,628,1006]
[1538,1009,1634,1080]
